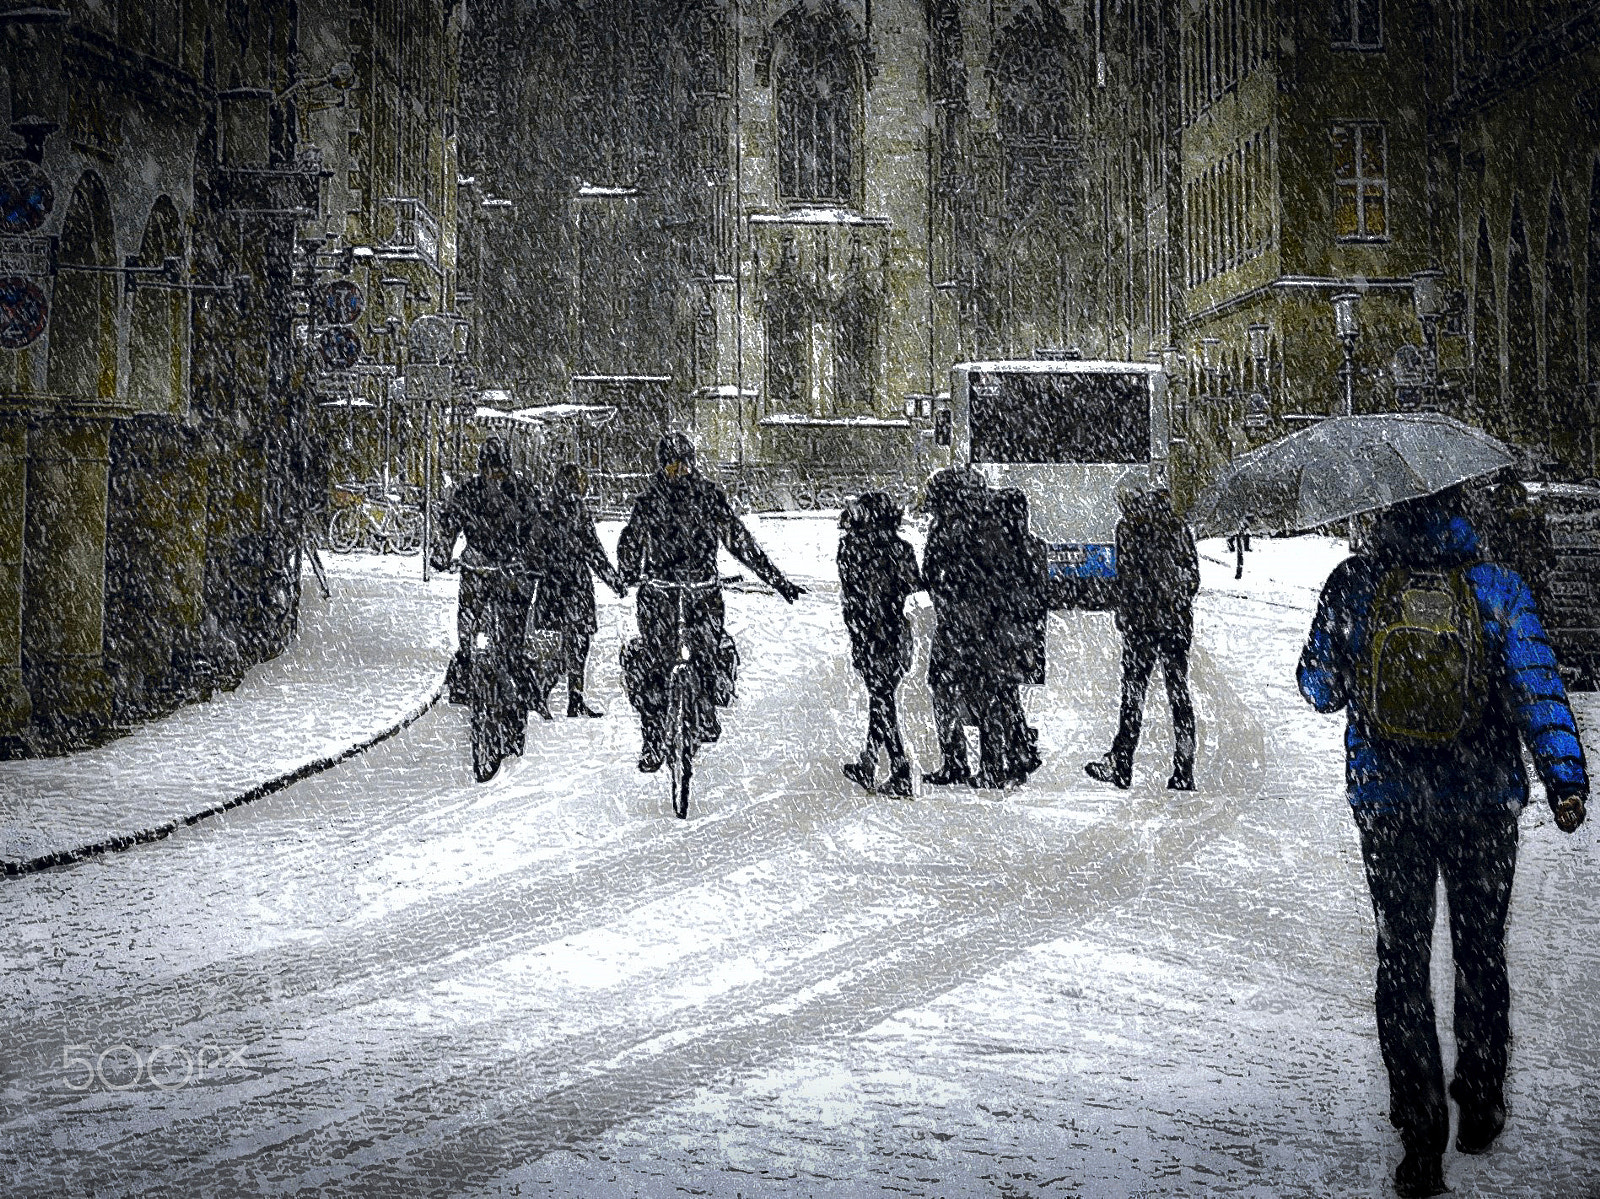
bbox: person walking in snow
[1297,486,1588,1199]
[1085,485,1199,791]
[920,466,1008,787]
[837,492,922,798]
[529,463,626,719]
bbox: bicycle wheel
[327,507,364,554]
[470,701,502,783]
[666,667,693,819]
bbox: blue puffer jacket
[1297,510,1589,812]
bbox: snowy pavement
[2,518,1597,1198]
[0,553,455,874]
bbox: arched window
[129,197,187,415]
[775,5,861,203]
[47,172,117,401]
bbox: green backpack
[1358,566,1489,744]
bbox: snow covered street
[3,520,1597,1198]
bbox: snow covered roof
[749,207,891,227]
[479,388,516,405]
[318,398,376,409]
[508,404,617,424]
[576,184,639,198]
[759,414,911,429]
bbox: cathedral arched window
[775,6,861,204]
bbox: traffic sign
[318,326,361,369]
[0,276,48,349]
[320,279,363,325]
[0,160,53,234]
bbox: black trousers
[1110,630,1195,772]
[536,629,593,699]
[931,674,1010,781]
[1355,805,1519,1154]
[449,569,533,701]
[860,679,909,769]
[622,584,724,744]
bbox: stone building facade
[463,0,1600,505]
[460,0,1125,503]
[0,0,462,756]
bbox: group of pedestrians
[837,466,1199,798]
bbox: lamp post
[1332,292,1361,417]
[1412,270,1445,411]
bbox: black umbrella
[1188,413,1515,538]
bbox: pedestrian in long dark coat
[530,463,626,718]
[991,488,1048,783]
[1085,485,1199,790]
[838,492,922,797]
[921,467,1008,786]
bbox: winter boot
[1167,760,1196,791]
[841,760,875,792]
[922,760,973,786]
[637,722,666,773]
[1452,1081,1506,1156]
[568,692,604,719]
[1393,1150,1447,1198]
[1085,753,1131,789]
[880,761,913,798]
[529,686,554,722]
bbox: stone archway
[25,171,120,743]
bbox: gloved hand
[775,578,805,605]
[612,581,630,600]
[1552,790,1587,834]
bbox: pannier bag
[1358,566,1487,743]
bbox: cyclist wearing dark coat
[430,437,543,707]
[1086,486,1199,791]
[617,433,803,771]
[530,463,625,718]
[838,493,922,797]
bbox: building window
[776,14,858,203]
[1332,123,1387,241]
[1333,0,1382,49]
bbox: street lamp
[1332,292,1361,417]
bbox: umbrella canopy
[1187,413,1514,538]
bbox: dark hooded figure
[990,488,1049,783]
[430,436,543,707]
[1085,485,1198,791]
[837,492,923,797]
[1477,472,1554,612]
[530,463,626,719]
[921,466,1009,786]
[1298,487,1588,1199]
[617,432,804,771]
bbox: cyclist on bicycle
[618,432,805,771]
[430,437,544,709]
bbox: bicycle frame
[641,578,719,818]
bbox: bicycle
[327,483,423,554]
[457,560,531,783]
[641,578,721,819]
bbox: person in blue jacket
[1297,487,1588,1199]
